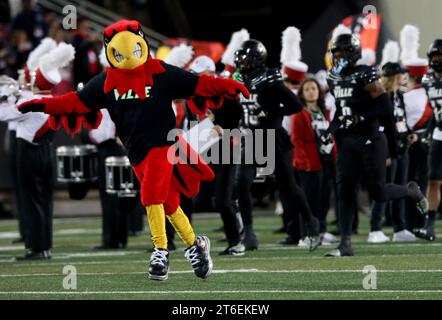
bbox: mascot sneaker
[185,236,213,279]
[148,248,169,281]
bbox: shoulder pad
[327,71,341,85]
[422,73,434,86]
[354,66,379,86]
[265,68,283,84]
[249,68,282,88]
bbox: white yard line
[0,289,442,295]
[0,229,101,240]
[1,268,442,278]
[1,242,442,254]
[0,232,20,240]
[0,246,24,252]
[2,252,442,265]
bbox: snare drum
[105,156,139,197]
[56,145,98,183]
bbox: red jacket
[291,107,336,172]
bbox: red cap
[406,65,429,77]
[24,66,57,90]
[283,65,306,82]
[406,58,429,77]
[35,68,56,90]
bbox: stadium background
[0,0,441,201]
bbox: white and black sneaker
[414,217,436,241]
[148,248,169,281]
[324,237,354,257]
[218,242,245,256]
[304,217,321,252]
[185,236,213,279]
[407,181,429,215]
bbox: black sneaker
[414,219,436,241]
[185,236,213,279]
[243,228,258,251]
[324,238,354,257]
[219,242,245,256]
[15,250,52,261]
[407,182,429,215]
[148,248,169,281]
[304,217,321,252]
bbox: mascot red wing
[18,20,249,281]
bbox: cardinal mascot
[18,20,249,281]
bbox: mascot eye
[133,43,142,58]
[113,48,124,62]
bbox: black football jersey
[327,64,380,134]
[236,68,297,130]
[423,72,442,129]
[234,68,303,154]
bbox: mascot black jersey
[76,62,199,165]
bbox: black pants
[405,140,428,230]
[298,158,335,234]
[97,139,131,248]
[9,130,26,238]
[191,163,240,246]
[213,164,240,246]
[336,132,411,237]
[371,150,409,232]
[128,201,145,233]
[17,138,54,251]
[236,147,311,241]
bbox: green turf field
[0,211,441,300]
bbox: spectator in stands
[11,30,32,70]
[71,18,101,86]
[11,0,48,47]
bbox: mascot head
[103,20,149,69]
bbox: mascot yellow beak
[106,31,149,70]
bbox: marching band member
[0,40,75,260]
[1,76,24,243]
[400,25,433,233]
[278,26,310,244]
